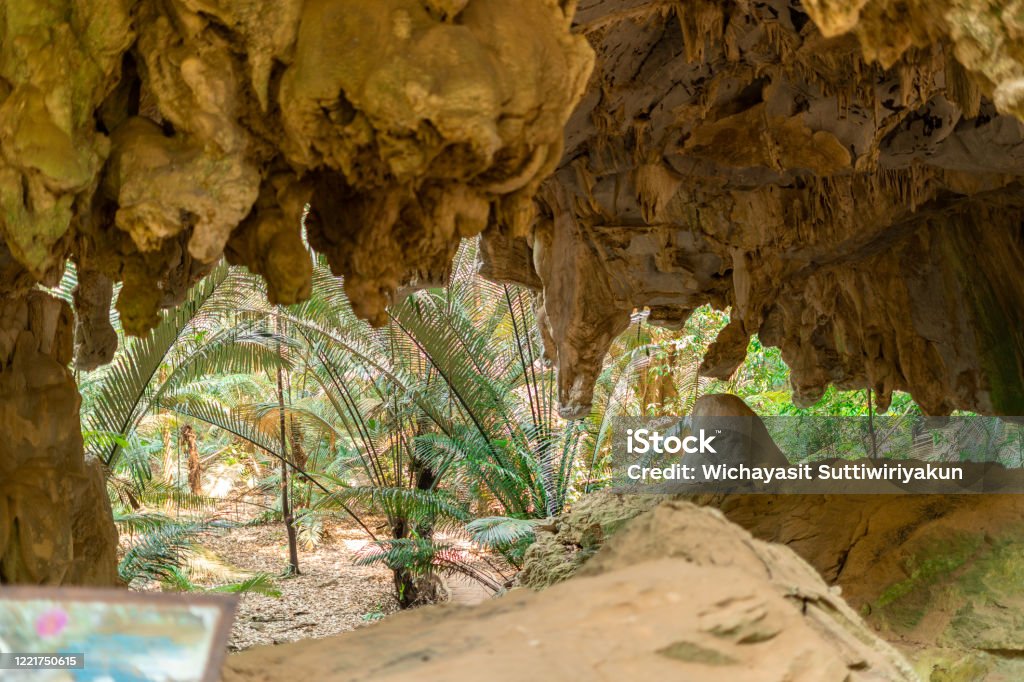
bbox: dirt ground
[194,517,501,651]
[198,519,400,651]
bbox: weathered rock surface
[225,500,917,682]
[710,494,1024,682]
[480,1,1024,417]
[0,0,591,585]
[1,2,1024,418]
[523,488,1024,681]
[517,489,660,589]
[803,0,1024,120]
[0,0,592,334]
[0,291,118,585]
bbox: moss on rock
[516,491,660,589]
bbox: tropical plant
[282,245,577,602]
[68,232,931,609]
[72,264,298,590]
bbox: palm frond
[354,537,500,591]
[118,519,217,586]
[466,516,541,547]
[83,264,232,467]
[208,573,282,597]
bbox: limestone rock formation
[0,291,118,585]
[5,0,1024,589]
[521,489,1024,680]
[224,500,917,682]
[803,0,1024,119]
[710,494,1024,681]
[480,0,1024,417]
[0,0,591,584]
[0,0,592,334]
[2,1,1023,419]
[517,489,660,589]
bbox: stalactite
[482,0,1024,419]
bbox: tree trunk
[181,423,202,494]
[392,457,440,608]
[390,521,442,608]
[275,312,300,575]
[289,415,307,471]
[867,389,879,460]
[157,367,176,485]
[161,422,175,485]
[289,414,309,509]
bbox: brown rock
[0,291,118,585]
[482,2,1024,417]
[224,500,916,682]
[705,494,1024,680]
[2,1,1023,418]
[1,0,593,337]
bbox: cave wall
[480,0,1024,417]
[0,0,593,336]
[3,1,1024,420]
[0,290,118,585]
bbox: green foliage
[271,244,586,586]
[116,515,218,586]
[208,573,283,597]
[160,566,282,597]
[79,235,932,608]
[466,516,541,566]
[361,604,388,622]
[466,516,542,546]
[311,483,471,532]
[113,505,282,596]
[80,264,293,472]
[354,537,499,593]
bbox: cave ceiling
[1,0,1024,416]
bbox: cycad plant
[75,263,295,590]
[71,237,735,606]
[276,244,581,603]
[158,240,593,604]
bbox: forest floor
[196,517,501,651]
[198,519,399,651]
